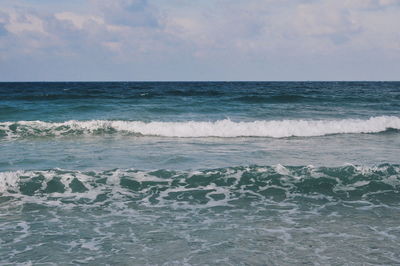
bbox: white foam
[1,116,400,138]
[1,165,399,211]
[0,171,23,193]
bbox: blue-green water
[1,82,400,265]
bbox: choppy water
[1,82,400,265]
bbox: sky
[0,0,399,81]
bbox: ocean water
[1,81,400,265]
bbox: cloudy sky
[0,0,399,81]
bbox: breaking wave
[0,116,400,139]
[1,165,399,207]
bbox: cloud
[90,0,160,27]
[54,12,104,30]
[0,0,399,80]
[217,0,398,57]
[5,10,47,35]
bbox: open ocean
[1,81,400,265]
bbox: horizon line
[1,80,399,83]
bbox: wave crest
[0,116,399,138]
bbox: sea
[1,81,400,265]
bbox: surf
[1,164,399,207]
[1,116,400,139]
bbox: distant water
[1,82,400,265]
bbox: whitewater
[1,115,400,138]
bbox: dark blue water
[1,82,400,122]
[1,82,400,265]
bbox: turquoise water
[1,82,400,264]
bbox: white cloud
[54,12,104,29]
[0,0,399,80]
[2,8,47,35]
[162,0,400,56]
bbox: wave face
[1,116,399,138]
[1,164,399,207]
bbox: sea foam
[0,116,399,138]
[1,165,399,205]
